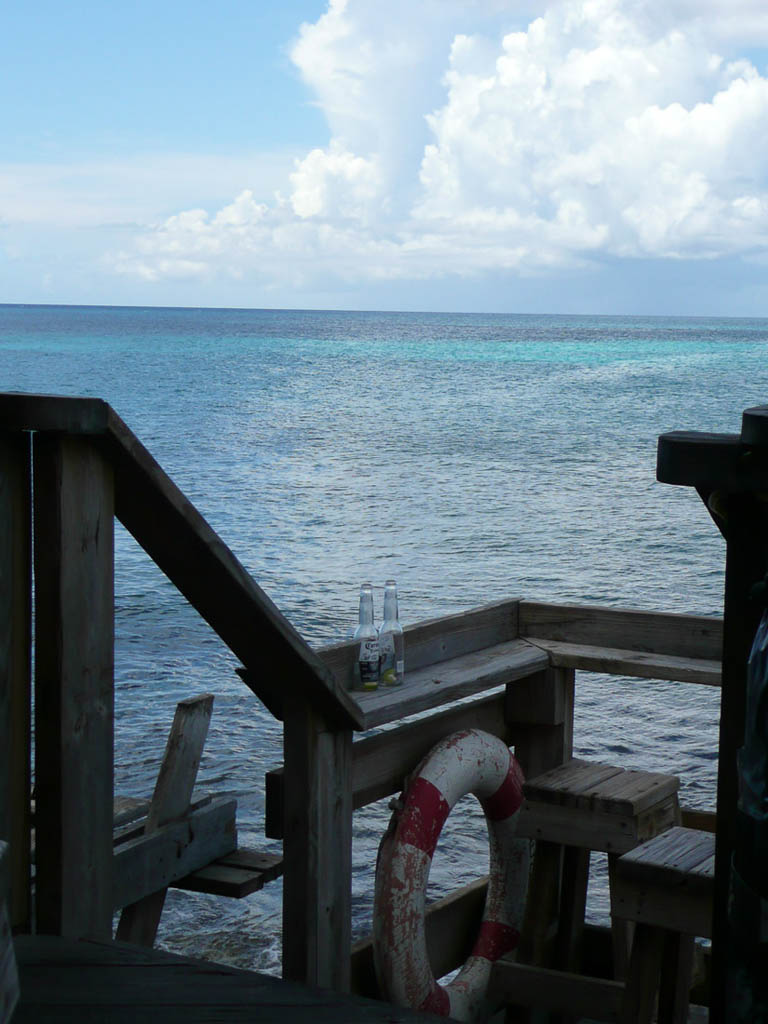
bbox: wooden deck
[13,936,443,1022]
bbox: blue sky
[3,0,768,315]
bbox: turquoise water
[2,302,766,971]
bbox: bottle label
[359,639,380,688]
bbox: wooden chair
[611,826,714,1024]
[515,758,681,978]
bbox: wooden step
[611,827,715,938]
[518,759,680,854]
[171,848,283,898]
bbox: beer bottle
[353,583,380,690]
[379,580,404,686]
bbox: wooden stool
[517,759,681,978]
[611,826,714,1024]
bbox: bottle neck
[382,590,398,623]
[358,585,375,626]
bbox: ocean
[2,302,766,973]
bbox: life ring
[373,729,529,1022]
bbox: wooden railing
[0,392,727,1003]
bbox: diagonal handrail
[0,392,362,730]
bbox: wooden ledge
[353,638,549,729]
[171,848,283,898]
[523,637,721,686]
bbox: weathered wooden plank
[0,394,110,436]
[116,694,214,944]
[112,794,212,848]
[266,690,513,838]
[523,759,624,804]
[171,849,283,898]
[617,828,714,885]
[354,639,549,729]
[0,432,32,929]
[320,600,521,690]
[112,797,236,909]
[489,960,624,1019]
[519,602,723,662]
[517,801,680,855]
[34,434,114,940]
[99,406,361,731]
[14,935,446,1022]
[527,638,721,686]
[281,701,353,992]
[586,770,680,816]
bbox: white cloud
[114,0,768,287]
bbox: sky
[3,0,768,315]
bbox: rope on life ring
[373,728,530,1022]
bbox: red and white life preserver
[373,729,529,1022]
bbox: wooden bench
[611,827,714,1024]
[113,694,282,945]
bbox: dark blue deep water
[2,303,766,971]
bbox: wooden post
[282,698,353,992]
[509,666,575,779]
[0,433,32,931]
[116,694,214,945]
[33,435,114,939]
[712,492,767,1020]
[657,411,768,1021]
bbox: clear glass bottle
[379,580,404,686]
[353,583,380,690]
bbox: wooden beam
[266,690,513,839]
[116,694,214,945]
[100,406,361,731]
[281,700,352,992]
[33,435,114,940]
[710,492,768,1020]
[656,431,764,491]
[112,797,237,909]
[0,432,32,929]
[519,602,722,662]
[525,638,721,686]
[489,960,624,1020]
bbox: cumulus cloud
[116,0,768,286]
